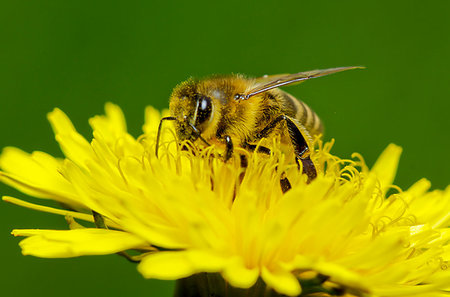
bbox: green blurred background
[1,1,449,296]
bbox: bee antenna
[156,116,177,158]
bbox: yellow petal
[105,102,127,133]
[284,254,315,271]
[221,257,259,289]
[3,196,91,222]
[139,251,194,279]
[138,250,225,280]
[2,196,121,229]
[47,108,92,167]
[65,216,86,229]
[407,178,431,197]
[143,106,173,145]
[0,147,78,206]
[13,228,147,258]
[370,143,402,190]
[143,106,163,136]
[373,283,449,297]
[314,261,367,291]
[89,103,127,142]
[261,267,301,297]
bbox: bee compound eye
[195,95,213,127]
[199,96,211,112]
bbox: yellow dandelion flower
[1,103,450,297]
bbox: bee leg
[242,143,292,193]
[258,115,317,183]
[279,173,292,193]
[257,116,285,138]
[232,154,248,202]
[224,135,233,162]
[242,143,272,155]
[283,116,317,182]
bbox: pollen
[1,103,449,297]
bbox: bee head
[169,80,215,143]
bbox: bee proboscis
[156,66,362,188]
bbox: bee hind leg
[283,116,317,183]
[258,115,317,183]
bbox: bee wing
[239,66,364,100]
[254,73,289,85]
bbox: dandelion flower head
[1,103,449,297]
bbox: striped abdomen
[279,90,324,137]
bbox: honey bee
[156,67,362,186]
